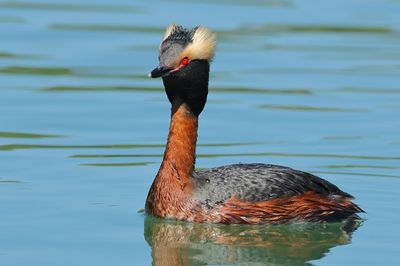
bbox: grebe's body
[146,24,363,224]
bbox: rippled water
[1,0,400,265]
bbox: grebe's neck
[145,101,198,216]
[160,101,198,181]
[146,60,209,216]
[158,60,210,174]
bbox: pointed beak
[148,66,173,78]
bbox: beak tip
[149,66,172,78]
[147,73,152,78]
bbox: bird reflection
[144,216,361,266]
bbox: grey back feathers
[192,163,353,207]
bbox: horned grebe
[145,24,363,224]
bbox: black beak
[149,66,173,78]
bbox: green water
[1,0,399,265]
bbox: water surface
[1,0,400,265]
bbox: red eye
[180,57,189,66]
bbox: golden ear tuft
[183,27,216,62]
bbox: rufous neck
[162,102,198,178]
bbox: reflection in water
[0,131,62,139]
[218,24,392,37]
[144,216,361,266]
[80,161,155,167]
[257,104,367,112]
[50,24,161,33]
[0,2,141,13]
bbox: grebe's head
[149,24,216,78]
[149,24,216,116]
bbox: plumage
[146,24,363,224]
[182,26,216,62]
[158,24,216,69]
[192,163,353,206]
